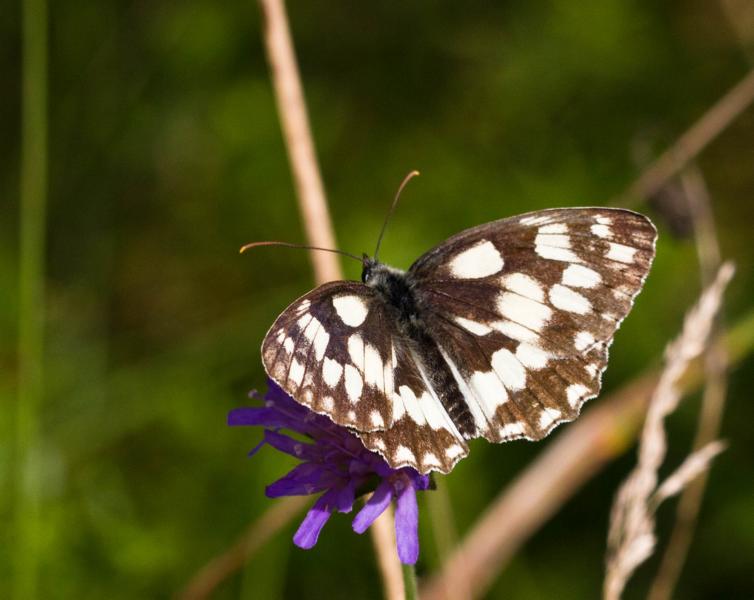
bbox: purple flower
[228,379,431,564]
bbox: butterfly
[258,198,656,475]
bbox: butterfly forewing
[409,207,656,445]
[261,281,397,432]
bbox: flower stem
[402,563,418,600]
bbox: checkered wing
[407,207,656,444]
[261,281,470,473]
[262,281,395,433]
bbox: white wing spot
[491,319,539,343]
[566,383,589,408]
[596,216,613,225]
[289,359,305,386]
[322,396,334,411]
[503,273,545,302]
[395,445,417,464]
[591,223,612,238]
[422,452,442,469]
[535,244,582,263]
[515,342,550,369]
[520,214,552,226]
[449,240,504,279]
[398,385,427,425]
[312,327,330,361]
[469,371,509,417]
[538,407,562,429]
[418,391,448,430]
[348,334,365,371]
[574,331,595,351]
[500,422,525,438]
[276,330,285,344]
[606,242,637,264]
[300,315,321,342]
[372,438,386,451]
[562,264,602,288]
[348,410,357,422]
[363,344,384,387]
[585,363,599,377]
[344,364,363,403]
[370,410,385,428]
[549,284,592,314]
[333,295,369,326]
[491,348,527,391]
[535,232,571,248]
[498,292,553,331]
[454,316,492,336]
[538,223,568,234]
[322,358,343,388]
[445,444,466,459]
[283,337,295,354]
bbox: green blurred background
[3,1,754,598]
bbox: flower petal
[293,490,337,549]
[264,430,319,461]
[266,463,336,497]
[352,480,393,534]
[395,480,420,565]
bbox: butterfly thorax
[362,259,419,324]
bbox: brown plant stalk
[178,496,309,600]
[615,68,754,205]
[257,1,404,598]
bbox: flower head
[228,379,431,564]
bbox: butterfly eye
[361,265,372,283]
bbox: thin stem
[256,0,403,595]
[15,0,48,597]
[370,506,405,600]
[258,0,340,284]
[402,563,418,600]
[178,496,309,600]
[615,68,754,205]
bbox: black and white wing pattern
[261,282,469,472]
[262,282,395,432]
[407,207,656,447]
[262,206,656,475]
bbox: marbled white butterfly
[258,185,656,474]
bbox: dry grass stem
[258,0,340,284]
[647,167,729,600]
[257,0,401,593]
[616,68,754,205]
[370,506,406,600]
[603,263,734,600]
[178,496,309,600]
[650,441,727,507]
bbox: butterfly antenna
[374,170,420,260]
[239,240,363,263]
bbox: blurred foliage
[2,1,754,598]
